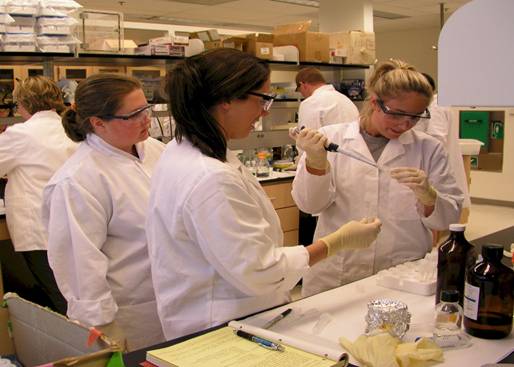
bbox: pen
[262,308,292,329]
[235,330,285,352]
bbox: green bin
[460,111,489,150]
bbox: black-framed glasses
[101,104,154,121]
[247,91,276,112]
[376,98,431,124]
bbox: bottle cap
[481,244,504,261]
[449,223,466,232]
[440,289,459,303]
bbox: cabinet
[261,179,299,247]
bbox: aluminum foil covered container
[365,299,411,338]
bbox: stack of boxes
[134,35,188,57]
[188,21,376,65]
[0,0,80,52]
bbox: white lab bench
[249,272,513,367]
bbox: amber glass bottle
[436,224,477,306]
[463,244,514,339]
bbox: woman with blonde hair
[0,76,77,314]
[292,59,463,297]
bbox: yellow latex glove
[96,320,127,352]
[295,127,329,170]
[320,218,382,257]
[390,167,437,206]
[340,333,444,367]
[340,333,400,367]
[396,337,444,367]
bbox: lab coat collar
[86,133,146,161]
[27,110,61,123]
[378,130,415,165]
[334,120,376,164]
[312,84,336,97]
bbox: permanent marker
[262,308,292,329]
[235,330,285,352]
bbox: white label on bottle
[463,282,480,320]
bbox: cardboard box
[189,29,220,42]
[134,44,185,56]
[329,31,376,65]
[88,39,138,53]
[1,293,119,367]
[273,20,329,63]
[477,153,503,171]
[222,36,247,52]
[203,40,222,50]
[245,33,273,59]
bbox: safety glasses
[376,98,430,124]
[247,91,276,112]
[101,104,154,121]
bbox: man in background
[296,66,359,131]
[295,67,360,247]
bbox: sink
[459,139,484,155]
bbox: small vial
[255,152,270,177]
[432,290,470,348]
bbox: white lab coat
[298,84,359,130]
[0,110,77,252]
[146,139,310,340]
[42,134,166,351]
[292,121,463,297]
[414,94,470,207]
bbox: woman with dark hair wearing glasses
[42,73,166,351]
[146,48,381,340]
[291,59,464,297]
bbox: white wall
[376,27,439,79]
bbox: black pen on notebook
[262,308,292,329]
[235,330,285,352]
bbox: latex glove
[340,333,400,367]
[96,321,127,352]
[395,337,444,367]
[340,333,443,367]
[294,127,329,170]
[320,217,382,257]
[390,167,437,207]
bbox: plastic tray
[376,253,437,296]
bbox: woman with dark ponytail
[146,48,380,340]
[42,73,166,351]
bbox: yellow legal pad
[146,326,341,367]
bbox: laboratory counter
[123,255,513,366]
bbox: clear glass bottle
[432,290,470,348]
[255,152,270,177]
[463,244,514,339]
[436,223,477,306]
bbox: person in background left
[42,74,166,351]
[0,76,77,314]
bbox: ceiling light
[165,0,236,4]
[373,10,408,20]
[271,0,319,7]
